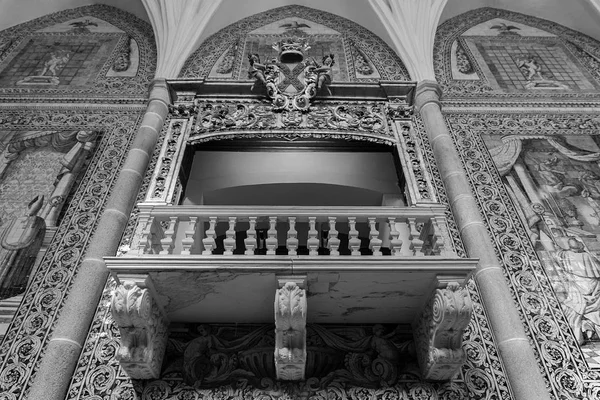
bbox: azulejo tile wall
[437,7,600,399]
[0,5,155,98]
[0,5,155,400]
[435,8,600,100]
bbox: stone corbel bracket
[110,274,170,379]
[412,276,472,381]
[274,276,307,381]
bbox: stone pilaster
[26,79,171,400]
[415,80,551,400]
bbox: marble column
[415,80,551,400]
[26,79,171,400]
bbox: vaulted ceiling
[2,0,600,51]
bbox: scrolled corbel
[110,279,169,379]
[274,277,307,381]
[413,281,472,381]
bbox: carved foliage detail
[189,101,394,145]
[110,281,168,379]
[413,282,473,381]
[274,281,307,381]
[146,119,187,203]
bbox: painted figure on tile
[555,236,600,344]
[40,50,71,77]
[517,57,543,81]
[355,53,374,75]
[578,170,600,199]
[537,154,566,190]
[0,196,45,300]
[486,135,600,346]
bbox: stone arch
[434,7,600,98]
[180,5,409,81]
[0,4,156,97]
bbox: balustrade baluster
[388,217,403,256]
[286,217,298,255]
[428,217,447,256]
[202,217,217,255]
[266,217,278,255]
[408,217,424,256]
[244,217,257,255]
[181,217,198,255]
[160,216,179,255]
[223,217,237,255]
[307,217,319,256]
[368,217,382,256]
[327,217,340,256]
[348,217,361,256]
[137,215,155,254]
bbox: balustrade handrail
[131,203,454,258]
[138,204,448,220]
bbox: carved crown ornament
[247,46,335,112]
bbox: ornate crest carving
[248,51,334,111]
[413,282,472,380]
[274,279,307,381]
[110,280,169,379]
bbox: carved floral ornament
[110,280,169,379]
[167,101,402,147]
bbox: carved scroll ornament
[110,280,169,379]
[274,280,307,381]
[413,282,472,380]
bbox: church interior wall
[1,3,600,400]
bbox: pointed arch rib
[142,0,223,79]
[369,0,447,81]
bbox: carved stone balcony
[106,204,477,381]
[108,203,475,321]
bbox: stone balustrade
[128,204,456,258]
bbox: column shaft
[415,81,551,400]
[26,80,171,400]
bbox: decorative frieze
[110,279,169,379]
[413,280,472,381]
[187,100,394,145]
[146,119,191,204]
